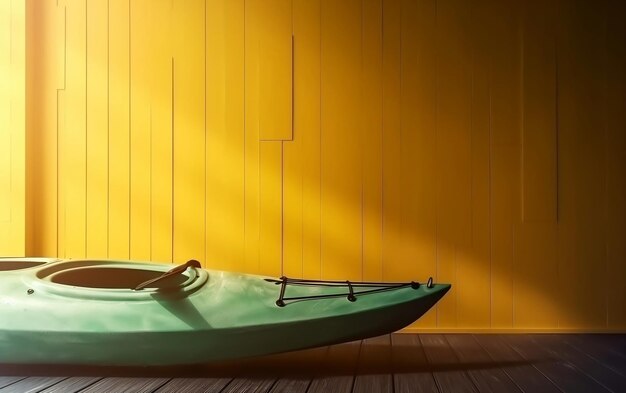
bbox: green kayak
[0,257,450,366]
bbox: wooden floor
[0,334,624,393]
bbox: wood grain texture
[38,377,102,393]
[154,378,231,393]
[445,334,521,392]
[529,334,626,393]
[307,341,361,393]
[500,334,610,393]
[353,336,393,393]
[0,378,25,391]
[473,334,561,393]
[77,377,169,393]
[0,376,66,393]
[420,334,478,393]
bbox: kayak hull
[0,258,450,365]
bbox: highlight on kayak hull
[0,258,451,365]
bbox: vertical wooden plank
[522,0,558,223]
[435,0,473,328]
[173,0,206,264]
[282,140,303,278]
[206,0,245,272]
[55,3,67,258]
[361,0,382,282]
[86,0,109,258]
[25,0,58,256]
[320,0,362,280]
[129,0,152,261]
[514,0,560,329]
[244,0,261,274]
[259,142,283,277]
[258,0,293,141]
[205,0,224,270]
[515,223,559,328]
[108,0,130,260]
[151,0,173,264]
[399,0,439,328]
[381,0,401,285]
[57,90,66,258]
[0,0,14,251]
[606,0,626,329]
[294,0,321,279]
[10,0,25,257]
[557,0,607,328]
[224,0,245,272]
[0,0,25,256]
[461,0,492,329]
[283,0,303,279]
[489,0,521,328]
[63,0,87,258]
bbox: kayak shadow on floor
[0,341,551,378]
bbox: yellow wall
[0,0,25,256]
[20,0,626,331]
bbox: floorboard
[533,334,626,393]
[500,334,611,393]
[307,341,361,393]
[391,333,438,393]
[419,334,478,393]
[561,334,626,376]
[0,376,66,393]
[37,377,103,393]
[218,378,276,393]
[352,335,393,393]
[445,335,521,393]
[266,346,327,392]
[0,378,25,390]
[0,334,624,393]
[473,334,561,393]
[153,377,232,393]
[75,377,169,393]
